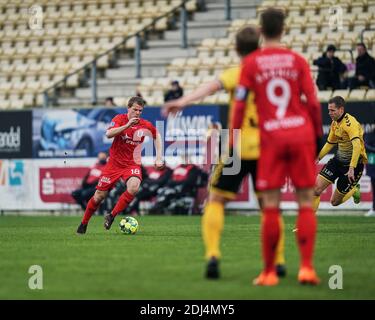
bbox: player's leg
[78,163,123,233]
[331,163,363,206]
[105,176,141,230]
[295,187,320,285]
[202,192,227,279]
[77,189,108,234]
[314,159,339,212]
[313,175,332,211]
[252,160,286,277]
[202,155,246,279]
[253,188,281,286]
[123,185,151,215]
[253,145,287,286]
[275,214,286,276]
[291,142,320,285]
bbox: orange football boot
[253,270,279,286]
[298,267,320,285]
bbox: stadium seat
[348,89,367,101]
[332,89,350,100]
[317,90,332,102]
[365,89,375,100]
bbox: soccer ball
[119,217,139,235]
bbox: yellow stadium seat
[201,94,217,104]
[217,92,230,104]
[317,90,333,102]
[332,89,350,100]
[66,73,80,88]
[348,89,367,101]
[23,93,35,106]
[351,2,366,14]
[365,89,375,100]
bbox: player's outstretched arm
[318,142,335,161]
[162,80,222,117]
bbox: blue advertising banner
[32,108,123,158]
[32,105,226,158]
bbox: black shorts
[319,157,364,194]
[210,154,257,199]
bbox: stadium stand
[132,0,375,105]
[1,0,375,109]
[0,0,197,108]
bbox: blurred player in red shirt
[71,151,108,210]
[77,96,164,234]
[233,8,323,286]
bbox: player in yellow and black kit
[163,26,286,280]
[314,96,368,211]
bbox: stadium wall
[0,102,373,212]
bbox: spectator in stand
[313,44,347,90]
[349,43,375,89]
[164,80,184,102]
[105,97,117,107]
[71,152,108,210]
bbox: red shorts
[96,163,142,191]
[256,142,316,191]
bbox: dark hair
[357,42,367,50]
[128,96,145,108]
[235,25,259,57]
[328,96,345,108]
[260,8,285,39]
[326,44,336,52]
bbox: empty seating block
[0,0,193,108]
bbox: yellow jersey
[219,66,259,160]
[325,112,368,167]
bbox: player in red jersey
[233,8,323,286]
[76,96,164,234]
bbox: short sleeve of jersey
[219,67,239,92]
[343,116,360,140]
[108,114,123,129]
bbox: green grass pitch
[0,215,374,299]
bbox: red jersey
[172,164,195,182]
[233,46,322,147]
[107,114,157,168]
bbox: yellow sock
[202,201,224,260]
[341,187,356,204]
[275,215,285,266]
[313,196,320,212]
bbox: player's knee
[127,184,140,195]
[94,191,106,203]
[314,186,323,196]
[208,193,227,204]
[330,198,341,206]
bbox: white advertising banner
[0,159,35,210]
[0,158,96,211]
